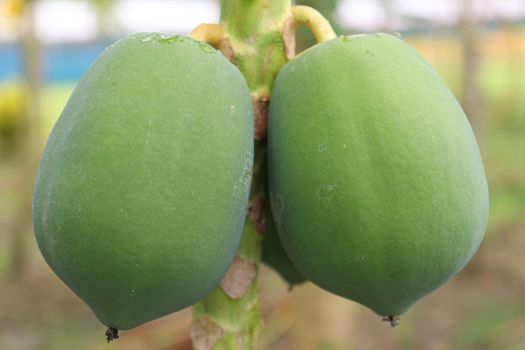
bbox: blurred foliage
[0,82,25,143]
[0,0,25,32]
[5,0,25,18]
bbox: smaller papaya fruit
[262,204,306,287]
[268,34,489,320]
[33,33,253,332]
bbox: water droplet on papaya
[199,42,215,54]
[154,34,186,45]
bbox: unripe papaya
[262,204,306,287]
[268,34,489,318]
[33,33,254,330]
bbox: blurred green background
[1,0,524,349]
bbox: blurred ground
[1,9,525,350]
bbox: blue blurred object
[0,44,22,82]
[0,41,110,83]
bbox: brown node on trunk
[191,317,225,350]
[249,196,266,235]
[252,96,270,141]
[220,256,257,299]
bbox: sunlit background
[1,0,525,349]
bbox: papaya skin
[33,33,254,330]
[268,34,489,317]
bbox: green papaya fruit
[262,203,306,287]
[268,34,489,319]
[33,33,254,331]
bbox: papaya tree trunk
[460,0,482,134]
[9,0,42,280]
[190,1,293,349]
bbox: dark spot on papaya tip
[287,284,294,292]
[382,315,400,327]
[105,327,119,343]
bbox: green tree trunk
[190,1,293,349]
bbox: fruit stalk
[291,5,337,43]
[190,0,292,349]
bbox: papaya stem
[189,24,226,47]
[291,5,337,43]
